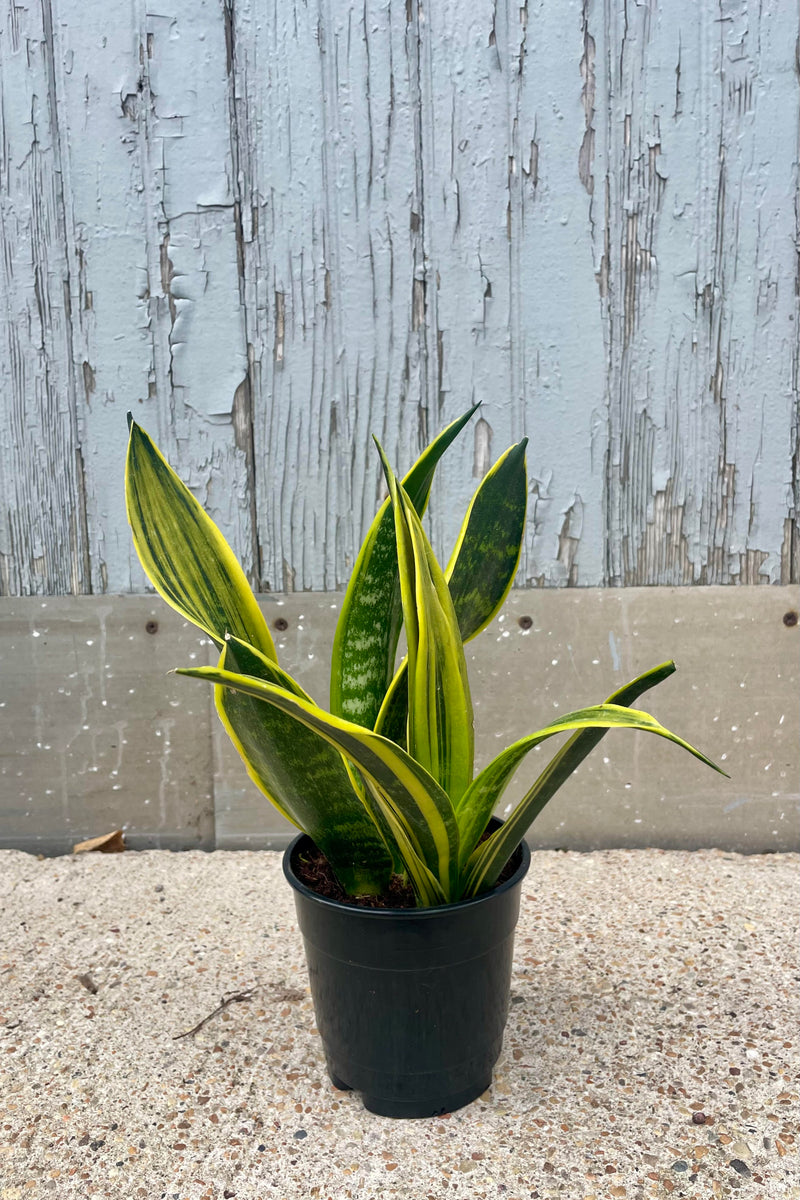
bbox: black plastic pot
[282,822,531,1119]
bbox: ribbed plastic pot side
[282,824,531,1119]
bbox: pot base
[362,1081,491,1120]
[327,1063,490,1118]
[328,1072,352,1092]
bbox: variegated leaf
[217,637,394,896]
[125,417,276,659]
[454,661,680,866]
[377,443,474,807]
[330,405,478,730]
[375,438,528,744]
[176,663,461,901]
[459,702,727,899]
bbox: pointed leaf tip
[126,411,134,432]
[331,404,480,730]
[373,439,394,492]
[125,420,277,658]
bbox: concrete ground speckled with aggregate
[0,846,797,1200]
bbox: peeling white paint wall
[1,0,798,596]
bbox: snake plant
[125,407,724,905]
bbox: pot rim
[282,829,531,919]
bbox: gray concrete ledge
[1,586,798,854]
[0,846,798,1199]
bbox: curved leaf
[362,778,448,906]
[459,703,727,899]
[454,660,679,862]
[176,663,461,902]
[125,417,276,659]
[216,638,393,895]
[372,657,410,748]
[330,405,479,729]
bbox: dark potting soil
[293,836,523,909]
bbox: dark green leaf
[217,638,393,896]
[330,405,479,729]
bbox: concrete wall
[1,0,797,596]
[2,589,797,854]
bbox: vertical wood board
[594,0,800,586]
[0,0,90,596]
[43,0,254,593]
[231,0,427,591]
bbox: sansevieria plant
[125,407,724,906]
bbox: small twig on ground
[172,987,257,1040]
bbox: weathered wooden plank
[412,0,521,570]
[416,0,605,583]
[0,0,90,596]
[46,0,253,594]
[231,0,427,591]
[792,364,800,584]
[505,0,610,586]
[594,0,799,584]
[0,0,797,595]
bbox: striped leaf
[377,443,474,807]
[454,660,680,866]
[125,417,276,659]
[330,405,478,730]
[375,439,528,744]
[361,778,448,906]
[176,663,461,901]
[445,438,528,640]
[459,703,727,899]
[216,637,393,896]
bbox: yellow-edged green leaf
[454,660,679,866]
[216,637,393,895]
[176,663,461,902]
[361,778,448,906]
[125,417,276,658]
[330,405,479,729]
[459,703,727,899]
[375,439,528,744]
[377,442,474,807]
[445,438,528,640]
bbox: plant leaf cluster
[125,408,724,905]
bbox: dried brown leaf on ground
[72,830,126,854]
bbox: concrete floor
[0,845,797,1200]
